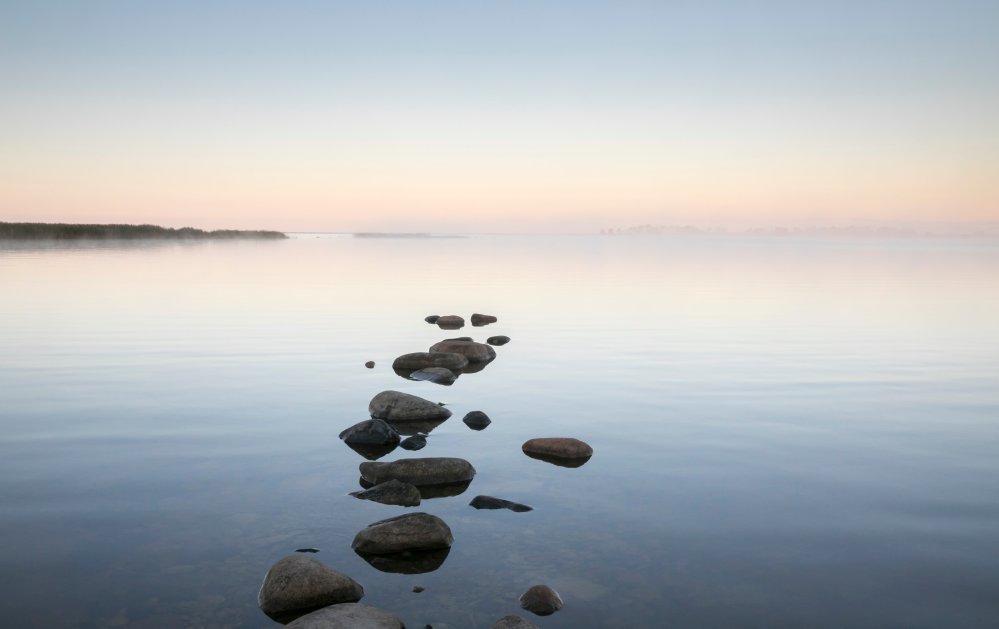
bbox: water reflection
[343,442,398,460]
[357,477,473,499]
[355,547,451,574]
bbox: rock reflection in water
[384,417,448,436]
[522,451,592,468]
[355,547,451,574]
[344,442,398,460]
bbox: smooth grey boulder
[424,315,440,324]
[469,495,532,512]
[519,584,563,616]
[429,339,496,364]
[492,615,540,629]
[487,335,510,346]
[351,512,453,554]
[359,457,475,487]
[470,313,498,326]
[286,603,404,628]
[369,390,452,422]
[399,434,427,450]
[392,352,468,372]
[435,314,465,329]
[258,556,363,620]
[462,411,491,430]
[409,367,457,386]
[522,438,593,467]
[350,480,421,507]
[339,419,400,446]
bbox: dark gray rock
[351,512,453,554]
[409,367,457,386]
[429,339,496,364]
[350,480,421,507]
[258,556,364,621]
[487,335,510,346]
[359,457,475,487]
[469,495,532,512]
[369,390,453,422]
[435,315,464,329]
[462,411,491,430]
[522,438,593,467]
[339,419,400,446]
[286,603,404,628]
[424,315,440,324]
[470,313,498,326]
[492,615,540,629]
[364,361,375,368]
[519,584,563,616]
[399,434,427,450]
[392,352,468,372]
[445,336,474,342]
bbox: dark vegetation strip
[0,222,287,240]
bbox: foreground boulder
[286,603,404,628]
[462,411,491,430]
[492,615,540,629]
[435,315,464,329]
[258,556,363,621]
[471,313,498,326]
[522,438,593,467]
[350,480,421,507]
[392,351,468,372]
[351,512,453,554]
[519,584,563,616]
[409,367,457,386]
[360,457,475,486]
[339,419,400,446]
[469,495,532,512]
[487,335,510,346]
[369,390,452,422]
[429,339,496,364]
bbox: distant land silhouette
[0,222,287,240]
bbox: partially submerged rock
[462,411,491,430]
[471,313,498,326]
[409,367,457,386]
[359,457,476,487]
[392,352,468,372]
[286,602,404,628]
[339,419,400,446]
[350,480,421,507]
[364,361,375,368]
[424,315,440,324]
[258,556,364,622]
[469,495,532,512]
[351,512,453,554]
[399,434,427,450]
[519,584,563,616]
[522,438,593,467]
[429,339,496,364]
[369,390,452,422]
[492,615,540,629]
[487,335,510,346]
[435,315,464,329]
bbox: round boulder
[519,584,563,616]
[369,390,452,422]
[522,438,593,466]
[351,512,453,554]
[364,361,375,368]
[486,335,510,346]
[258,556,364,620]
[470,313,498,326]
[286,602,404,628]
[435,315,465,329]
[462,411,491,430]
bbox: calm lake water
[1,234,998,628]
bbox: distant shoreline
[0,222,287,240]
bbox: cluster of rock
[257,312,592,627]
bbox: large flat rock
[359,457,476,487]
[368,390,452,422]
[351,512,454,554]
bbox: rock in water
[519,584,563,616]
[364,361,375,368]
[409,367,457,386]
[357,547,451,575]
[424,315,440,324]
[522,438,593,467]
[469,495,532,512]
[351,512,453,554]
[392,352,468,372]
[286,603,404,628]
[369,391,453,422]
[470,313,498,326]
[350,480,422,507]
[339,419,401,446]
[428,339,496,364]
[399,434,427,450]
[462,411,491,430]
[486,335,510,346]
[435,315,464,329]
[492,616,540,629]
[258,556,364,621]
[359,457,476,487]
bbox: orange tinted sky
[1,2,997,232]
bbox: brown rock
[435,314,464,329]
[257,556,363,620]
[351,512,453,554]
[522,438,593,463]
[364,361,375,368]
[470,313,498,326]
[368,390,452,422]
[286,602,404,628]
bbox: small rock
[392,352,468,372]
[286,603,404,628]
[399,434,427,451]
[522,438,593,467]
[470,313,498,326]
[428,339,496,364]
[339,419,401,447]
[257,556,364,620]
[519,584,563,616]
[492,615,540,629]
[435,315,464,329]
[350,479,421,507]
[409,367,457,386]
[412,586,424,593]
[469,495,532,512]
[295,548,320,553]
[365,361,375,368]
[424,315,440,324]
[462,411,491,430]
[359,457,476,487]
[486,335,510,346]
[369,391,453,422]
[351,512,454,554]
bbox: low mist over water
[1,235,998,627]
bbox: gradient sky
[1,0,997,232]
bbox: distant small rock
[339,419,401,447]
[351,512,454,554]
[424,315,440,324]
[399,434,427,451]
[286,603,404,628]
[469,495,532,512]
[522,438,593,467]
[412,585,425,593]
[492,615,540,629]
[471,313,498,326]
[295,548,320,553]
[519,584,563,616]
[410,367,457,386]
[462,411,491,431]
[350,479,422,507]
[486,335,510,346]
[258,555,364,620]
[365,361,375,368]
[435,315,464,329]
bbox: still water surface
[1,235,998,628]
